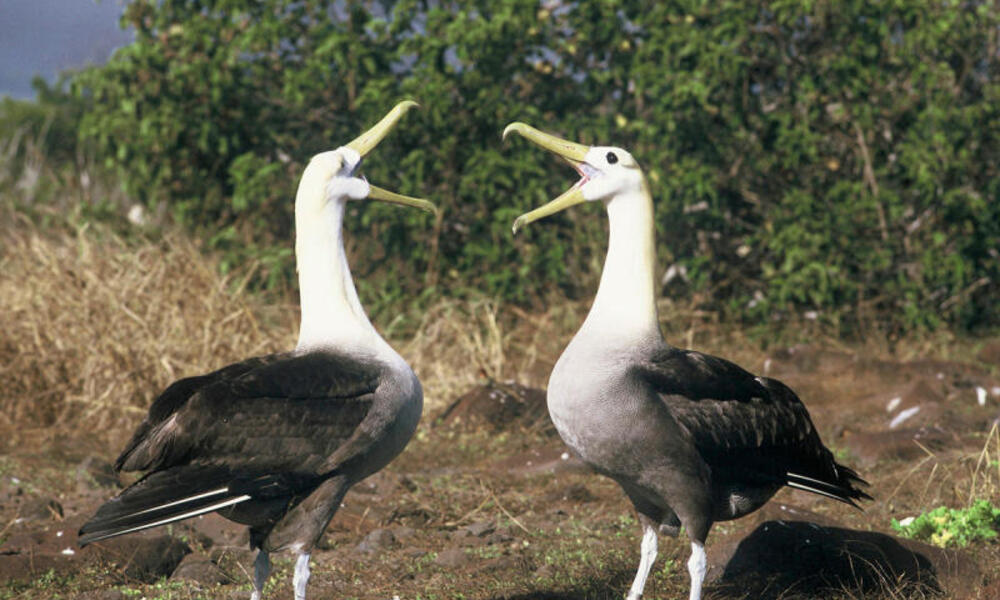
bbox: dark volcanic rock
[436,380,551,433]
[708,519,979,599]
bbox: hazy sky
[0,0,133,99]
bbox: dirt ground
[2,343,999,600]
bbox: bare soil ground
[2,343,999,600]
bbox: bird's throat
[578,185,660,345]
[294,186,378,353]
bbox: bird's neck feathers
[577,180,660,346]
[293,165,385,357]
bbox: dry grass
[0,217,295,441]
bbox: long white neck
[293,169,383,355]
[576,182,660,346]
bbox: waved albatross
[503,122,871,600]
[79,101,436,600]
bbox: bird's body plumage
[80,102,434,600]
[504,122,869,600]
[550,339,868,536]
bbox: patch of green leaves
[892,500,1000,547]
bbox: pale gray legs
[293,552,311,600]
[625,520,658,600]
[687,541,707,600]
[250,550,270,600]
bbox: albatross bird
[79,101,436,600]
[503,122,871,600]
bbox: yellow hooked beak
[502,122,591,235]
[347,101,438,216]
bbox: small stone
[433,547,469,568]
[462,520,496,538]
[356,528,398,553]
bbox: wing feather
[116,350,382,474]
[633,347,870,505]
[81,350,384,545]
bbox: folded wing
[633,347,870,506]
[79,351,382,545]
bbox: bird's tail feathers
[78,466,249,546]
[786,467,872,509]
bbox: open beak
[347,101,438,216]
[502,122,591,235]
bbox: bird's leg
[250,550,270,600]
[293,552,311,600]
[625,519,658,600]
[687,541,707,600]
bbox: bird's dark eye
[606,152,618,164]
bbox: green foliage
[68,0,1000,333]
[891,500,1000,547]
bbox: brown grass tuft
[0,217,295,446]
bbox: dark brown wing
[633,347,870,505]
[116,350,381,473]
[80,350,383,545]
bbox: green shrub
[892,500,1000,547]
[67,0,1000,334]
